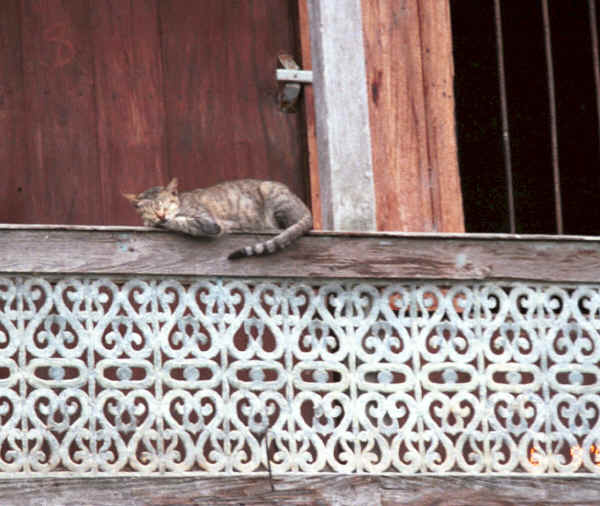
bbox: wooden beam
[0,475,598,505]
[297,0,322,230]
[2,225,600,283]
[306,0,377,231]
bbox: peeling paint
[455,252,467,269]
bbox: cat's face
[123,178,180,226]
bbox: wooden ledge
[0,475,599,506]
[1,224,600,282]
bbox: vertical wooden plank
[307,0,377,231]
[362,0,433,232]
[90,0,167,225]
[418,0,464,232]
[159,0,307,200]
[362,0,463,232]
[298,0,322,230]
[0,0,26,223]
[21,0,101,225]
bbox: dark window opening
[451,1,600,235]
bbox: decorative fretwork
[0,276,599,476]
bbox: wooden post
[306,0,377,231]
[362,0,464,232]
[297,0,322,230]
[301,0,464,233]
[419,0,465,233]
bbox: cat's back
[180,179,287,205]
[178,179,285,227]
[207,179,288,196]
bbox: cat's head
[123,178,180,226]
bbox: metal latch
[276,54,313,113]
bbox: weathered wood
[418,0,465,233]
[297,0,322,230]
[20,0,101,224]
[362,0,432,232]
[90,0,167,226]
[362,0,464,232]
[0,0,26,224]
[0,475,598,506]
[2,225,600,283]
[159,0,307,200]
[307,0,377,231]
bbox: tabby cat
[123,178,312,259]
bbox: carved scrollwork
[0,277,599,475]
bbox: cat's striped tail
[227,213,312,260]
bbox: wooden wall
[2,0,464,230]
[362,0,464,233]
[0,0,307,226]
[300,0,464,233]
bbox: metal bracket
[276,54,312,113]
[276,68,313,84]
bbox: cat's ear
[122,192,139,204]
[166,178,178,194]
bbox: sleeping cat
[123,178,312,259]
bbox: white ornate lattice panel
[0,276,599,476]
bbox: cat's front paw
[195,220,221,236]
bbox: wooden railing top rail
[1,224,600,282]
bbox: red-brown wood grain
[297,0,322,230]
[418,0,465,233]
[361,0,464,233]
[2,1,308,226]
[21,0,102,224]
[90,0,168,226]
[362,0,434,232]
[159,0,307,200]
[0,1,27,224]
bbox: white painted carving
[0,277,599,476]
